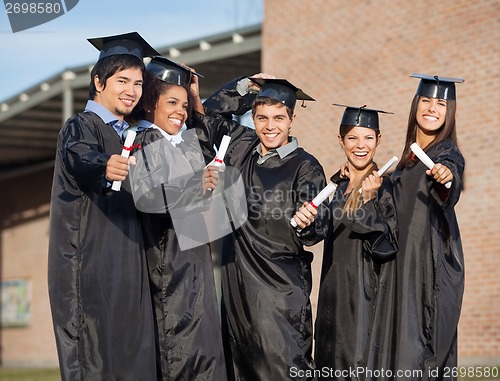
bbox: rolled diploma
[213,135,231,167]
[111,130,137,191]
[410,143,451,189]
[358,155,399,193]
[205,135,231,192]
[290,182,338,228]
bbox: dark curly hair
[127,70,195,124]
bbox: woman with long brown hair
[391,74,465,380]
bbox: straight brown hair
[398,95,457,168]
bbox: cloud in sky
[0,0,263,101]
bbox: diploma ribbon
[123,144,142,151]
[204,135,232,192]
[290,182,338,228]
[112,130,137,192]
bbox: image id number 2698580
[5,2,62,14]
[443,367,499,379]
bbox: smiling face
[253,103,295,155]
[339,126,380,172]
[151,85,188,135]
[94,67,143,121]
[416,96,447,145]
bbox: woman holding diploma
[391,74,465,379]
[128,57,226,381]
[314,105,398,380]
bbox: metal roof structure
[0,24,261,179]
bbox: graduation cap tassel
[301,100,306,108]
[355,105,367,125]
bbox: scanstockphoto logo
[4,0,79,33]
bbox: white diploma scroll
[290,182,338,228]
[358,155,399,194]
[205,135,231,192]
[410,143,451,189]
[213,135,231,167]
[111,130,137,191]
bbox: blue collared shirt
[84,100,129,139]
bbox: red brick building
[261,0,499,365]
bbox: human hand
[292,201,318,229]
[426,163,453,185]
[339,162,350,179]
[106,154,131,182]
[248,72,276,92]
[187,66,200,97]
[202,165,220,194]
[361,170,382,203]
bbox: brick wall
[263,0,500,364]
[0,168,58,366]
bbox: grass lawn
[0,366,498,380]
[0,368,60,381]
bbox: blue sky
[0,0,263,102]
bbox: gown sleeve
[62,113,112,196]
[203,76,257,117]
[428,140,465,211]
[350,177,398,262]
[130,131,209,215]
[294,157,329,246]
[190,77,258,156]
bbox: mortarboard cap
[146,56,203,87]
[87,32,159,61]
[249,78,315,111]
[410,73,464,101]
[333,104,394,130]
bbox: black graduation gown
[130,127,227,381]
[314,176,398,381]
[48,111,156,381]
[193,79,329,381]
[390,140,465,380]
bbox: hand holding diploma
[290,182,338,228]
[111,130,137,191]
[202,166,220,195]
[358,155,398,194]
[212,135,231,168]
[410,143,452,188]
[204,135,231,192]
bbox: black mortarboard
[333,104,394,130]
[87,32,159,61]
[146,56,203,87]
[410,73,464,101]
[249,78,315,111]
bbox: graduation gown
[193,79,329,381]
[130,126,227,381]
[314,176,398,381]
[390,140,465,380]
[48,111,156,381]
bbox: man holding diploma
[192,76,329,380]
[47,33,158,380]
